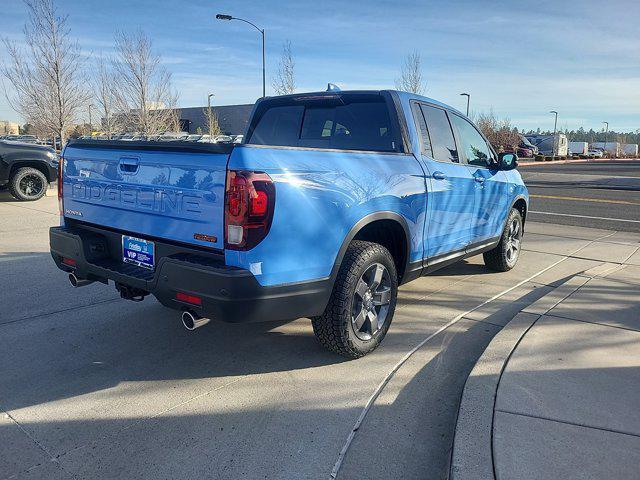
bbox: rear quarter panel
[226,145,427,286]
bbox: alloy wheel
[19,174,44,199]
[506,218,522,265]
[351,263,392,341]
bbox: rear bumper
[49,225,331,323]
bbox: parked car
[587,148,604,158]
[50,90,528,358]
[213,135,233,143]
[519,135,538,156]
[158,132,189,142]
[186,134,202,142]
[0,140,58,200]
[232,135,244,144]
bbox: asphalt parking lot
[1,164,639,479]
[522,160,640,232]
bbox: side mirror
[498,152,518,170]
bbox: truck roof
[260,89,467,119]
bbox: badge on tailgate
[122,236,155,270]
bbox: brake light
[57,156,64,215]
[224,170,275,250]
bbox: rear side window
[248,105,304,146]
[411,103,433,157]
[420,105,458,163]
[247,95,398,152]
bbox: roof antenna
[326,83,341,92]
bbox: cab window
[449,114,494,167]
[420,104,459,163]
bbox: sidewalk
[451,247,640,479]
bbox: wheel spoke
[367,309,378,334]
[512,238,521,251]
[353,307,367,329]
[370,264,384,289]
[355,278,369,299]
[373,287,391,306]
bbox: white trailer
[622,143,638,157]
[591,142,621,157]
[569,141,588,155]
[525,133,569,157]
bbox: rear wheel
[9,167,48,201]
[483,208,523,272]
[312,240,398,358]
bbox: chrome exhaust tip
[69,272,94,288]
[181,310,211,331]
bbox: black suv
[0,140,59,201]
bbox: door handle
[119,157,139,174]
[474,176,485,183]
[432,171,446,180]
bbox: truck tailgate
[61,141,232,250]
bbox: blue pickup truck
[50,90,527,358]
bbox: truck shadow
[0,249,612,418]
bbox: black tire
[312,240,398,359]
[483,208,523,272]
[9,167,48,201]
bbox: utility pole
[602,121,609,157]
[550,110,558,159]
[88,104,93,135]
[208,93,214,143]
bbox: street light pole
[602,121,609,157]
[460,93,470,116]
[207,93,214,143]
[550,110,558,159]
[88,104,93,134]
[216,14,266,98]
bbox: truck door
[412,102,476,260]
[448,113,510,244]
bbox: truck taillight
[224,170,275,250]
[57,156,64,215]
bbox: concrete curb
[519,157,639,167]
[449,311,540,480]
[448,270,605,480]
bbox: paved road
[1,191,638,479]
[521,160,640,232]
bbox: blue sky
[1,0,639,132]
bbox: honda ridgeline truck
[50,90,528,358]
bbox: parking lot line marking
[529,211,640,224]
[530,194,640,205]
[330,230,617,478]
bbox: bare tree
[167,107,182,133]
[111,30,177,135]
[395,51,425,95]
[272,40,295,95]
[92,54,119,136]
[472,110,521,151]
[203,105,221,137]
[1,0,89,147]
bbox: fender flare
[328,211,413,284]
[510,194,529,226]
